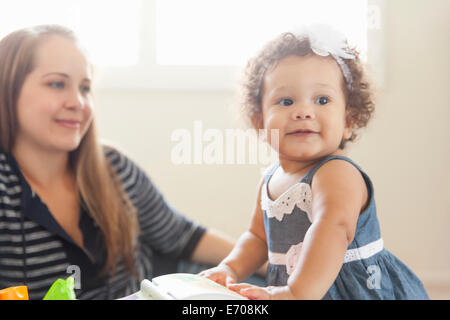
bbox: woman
[0,24,236,299]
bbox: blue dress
[261,155,429,299]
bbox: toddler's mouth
[287,129,319,135]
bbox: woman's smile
[55,118,82,129]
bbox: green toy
[43,277,77,300]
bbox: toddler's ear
[343,126,353,141]
[344,110,359,138]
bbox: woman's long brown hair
[0,24,138,276]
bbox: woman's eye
[49,81,65,89]
[315,96,329,105]
[278,98,294,107]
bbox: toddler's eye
[315,96,329,105]
[49,81,65,89]
[278,98,294,107]
[80,85,91,94]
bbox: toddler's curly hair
[238,32,375,148]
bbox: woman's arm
[106,147,207,261]
[192,228,269,276]
[190,228,235,265]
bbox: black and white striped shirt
[0,146,205,300]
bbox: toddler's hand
[199,264,238,287]
[227,283,272,300]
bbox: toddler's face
[260,54,352,162]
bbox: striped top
[0,146,205,300]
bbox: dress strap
[302,155,362,185]
[262,161,280,185]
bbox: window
[1,0,381,90]
[156,0,369,66]
[0,0,141,67]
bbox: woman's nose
[65,89,84,110]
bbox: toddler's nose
[295,114,312,120]
[292,108,314,120]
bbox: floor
[425,284,450,300]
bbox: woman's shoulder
[101,140,125,159]
[101,141,136,171]
[0,150,10,163]
[0,151,17,177]
[100,141,150,189]
[0,151,20,198]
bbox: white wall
[94,0,450,290]
[350,0,450,285]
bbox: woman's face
[15,35,94,154]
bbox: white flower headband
[292,24,355,90]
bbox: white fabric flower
[292,24,355,89]
[268,242,303,275]
[285,242,303,275]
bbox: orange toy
[0,286,29,300]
